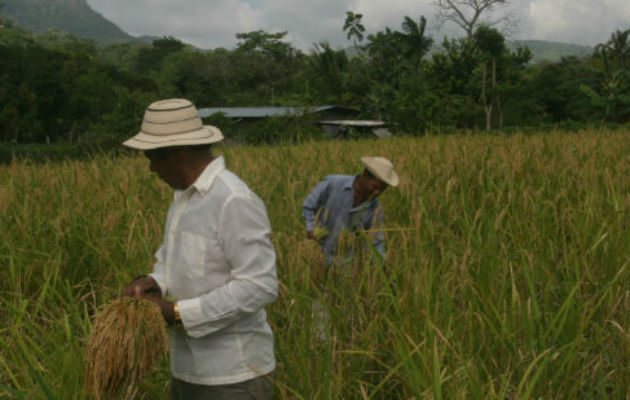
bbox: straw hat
[123,98,224,150]
[361,156,399,187]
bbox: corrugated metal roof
[198,105,357,119]
[318,120,385,127]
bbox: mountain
[0,0,134,44]
[347,38,594,64]
[508,40,593,63]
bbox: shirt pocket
[179,230,208,279]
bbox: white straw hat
[361,156,399,187]
[123,98,224,150]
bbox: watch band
[173,303,182,324]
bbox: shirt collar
[191,155,226,195]
[343,175,359,191]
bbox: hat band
[141,117,203,136]
[144,104,199,123]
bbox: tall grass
[1,129,628,399]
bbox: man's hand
[153,298,177,326]
[124,277,178,325]
[123,275,161,300]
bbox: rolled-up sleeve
[177,194,277,338]
[149,244,168,293]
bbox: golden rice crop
[84,296,168,400]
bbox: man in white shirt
[123,98,277,400]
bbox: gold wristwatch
[173,303,182,324]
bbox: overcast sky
[86,0,630,51]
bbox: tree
[360,17,435,132]
[399,15,433,71]
[308,42,348,102]
[343,11,365,50]
[134,36,185,72]
[235,30,295,60]
[583,28,630,122]
[433,0,514,39]
[474,25,505,130]
[232,30,305,105]
[594,28,630,75]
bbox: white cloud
[87,0,265,48]
[528,0,630,45]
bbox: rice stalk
[84,296,167,399]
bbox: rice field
[0,128,628,399]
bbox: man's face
[363,175,388,198]
[144,148,186,189]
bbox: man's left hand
[143,297,177,326]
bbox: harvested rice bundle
[85,296,168,399]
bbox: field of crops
[1,128,628,399]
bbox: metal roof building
[198,105,391,139]
[198,105,359,119]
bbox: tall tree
[400,15,433,71]
[343,11,365,51]
[594,28,630,74]
[474,25,505,130]
[583,28,630,122]
[233,30,304,105]
[308,42,348,102]
[433,0,513,39]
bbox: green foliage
[134,36,185,73]
[0,27,158,145]
[307,42,350,103]
[0,9,628,145]
[235,30,296,60]
[586,29,630,123]
[474,25,505,58]
[226,114,325,145]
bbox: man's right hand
[123,275,161,299]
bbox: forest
[0,7,628,150]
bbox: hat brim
[361,157,399,187]
[123,125,224,150]
[368,168,399,187]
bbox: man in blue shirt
[302,156,399,266]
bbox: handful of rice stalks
[84,296,168,399]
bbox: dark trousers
[169,372,274,400]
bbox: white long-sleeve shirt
[150,156,277,386]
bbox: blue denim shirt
[302,175,385,265]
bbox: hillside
[0,0,133,44]
[509,39,593,63]
[350,38,594,64]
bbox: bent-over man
[302,156,399,267]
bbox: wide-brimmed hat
[361,156,399,187]
[123,98,224,150]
